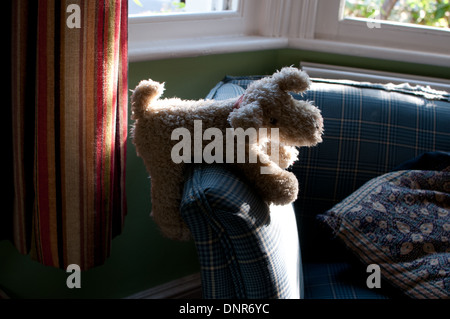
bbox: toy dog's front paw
[277,145,299,169]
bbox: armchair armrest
[181,163,302,299]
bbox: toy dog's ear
[228,101,263,130]
[271,67,311,93]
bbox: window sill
[129,34,449,69]
[290,37,450,68]
[128,35,288,62]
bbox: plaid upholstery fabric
[190,73,450,299]
[294,79,450,262]
[180,164,301,299]
[302,262,405,299]
[205,82,244,100]
[209,75,450,262]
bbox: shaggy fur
[131,67,324,240]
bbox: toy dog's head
[228,67,323,148]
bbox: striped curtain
[9,0,128,271]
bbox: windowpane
[129,0,239,16]
[344,0,449,28]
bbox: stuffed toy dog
[131,67,324,240]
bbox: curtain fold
[9,0,128,271]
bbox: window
[129,0,239,16]
[128,0,286,62]
[128,0,450,67]
[345,0,449,29]
[306,0,450,66]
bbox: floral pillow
[318,167,450,299]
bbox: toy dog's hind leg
[147,160,191,241]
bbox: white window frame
[296,0,450,67]
[128,0,287,62]
[128,0,450,68]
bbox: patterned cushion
[208,75,450,262]
[317,155,450,299]
[180,163,301,299]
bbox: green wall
[1,48,449,299]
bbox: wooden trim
[125,273,202,299]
